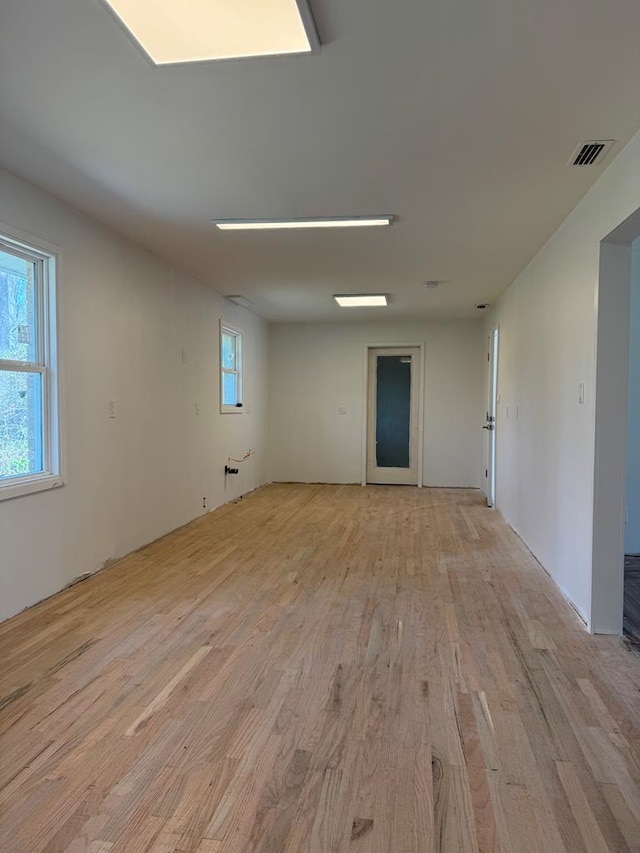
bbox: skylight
[103,0,319,65]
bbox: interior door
[484,328,499,507]
[367,347,420,485]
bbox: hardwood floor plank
[1,484,640,852]
[555,761,610,853]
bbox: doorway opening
[592,208,640,634]
[624,236,640,647]
[484,327,499,507]
[364,345,423,486]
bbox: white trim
[0,361,45,373]
[361,342,425,488]
[0,221,59,257]
[485,324,500,508]
[0,473,63,501]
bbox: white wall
[626,238,640,554]
[268,321,485,487]
[0,170,269,621]
[487,130,640,629]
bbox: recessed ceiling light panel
[333,294,389,308]
[103,0,319,65]
[214,216,393,231]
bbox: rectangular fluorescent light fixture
[103,0,319,65]
[214,216,393,231]
[334,294,389,308]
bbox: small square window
[220,323,243,413]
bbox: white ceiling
[1,0,640,322]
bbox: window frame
[0,226,62,501]
[219,321,244,414]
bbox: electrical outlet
[202,497,207,509]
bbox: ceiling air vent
[569,140,615,167]
[226,295,255,309]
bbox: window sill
[0,474,64,502]
[220,406,244,414]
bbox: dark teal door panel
[376,356,411,468]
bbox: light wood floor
[2,485,640,853]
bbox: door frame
[361,342,425,488]
[591,234,634,633]
[484,325,500,508]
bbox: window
[220,323,243,413]
[0,230,61,500]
